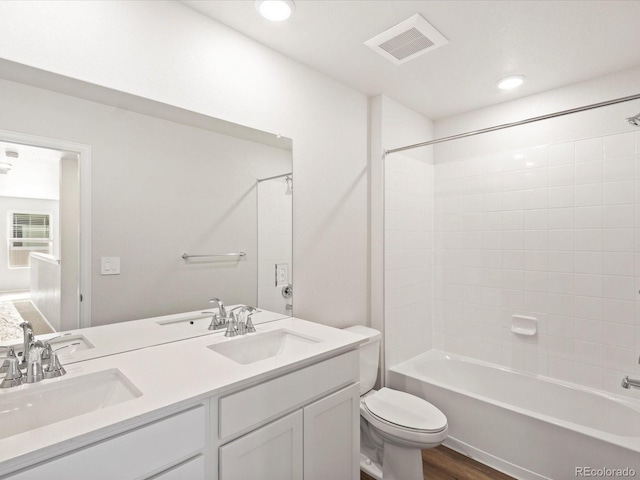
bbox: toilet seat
[364,388,447,433]
[361,388,448,447]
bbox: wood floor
[360,445,515,480]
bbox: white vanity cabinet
[217,351,360,480]
[3,405,207,480]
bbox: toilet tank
[344,325,381,395]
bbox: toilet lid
[364,388,447,432]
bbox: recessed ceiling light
[255,0,295,22]
[497,75,525,90]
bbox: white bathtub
[388,350,640,480]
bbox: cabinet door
[219,410,303,480]
[303,384,360,480]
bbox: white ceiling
[182,0,640,120]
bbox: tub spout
[621,376,640,389]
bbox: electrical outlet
[275,263,289,287]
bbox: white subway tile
[575,183,603,207]
[604,156,635,182]
[604,132,636,158]
[575,137,604,162]
[482,212,502,230]
[602,321,635,348]
[549,142,575,166]
[574,274,603,297]
[502,250,524,270]
[463,157,483,177]
[604,180,634,205]
[547,251,574,272]
[603,204,634,229]
[502,190,524,211]
[524,188,549,209]
[524,209,548,230]
[547,208,574,230]
[501,210,523,230]
[482,154,502,174]
[524,250,547,271]
[547,230,574,251]
[483,173,502,193]
[525,146,549,169]
[502,151,526,172]
[574,229,603,251]
[602,298,635,324]
[603,228,634,252]
[524,231,547,251]
[501,170,525,191]
[574,206,603,229]
[574,160,604,185]
[482,192,502,211]
[548,186,575,208]
[573,296,603,320]
[525,168,548,189]
[547,272,575,294]
[502,230,523,250]
[548,164,575,187]
[574,251,603,274]
[603,252,635,276]
[525,271,548,292]
[603,275,636,301]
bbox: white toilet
[345,326,448,480]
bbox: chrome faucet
[225,306,259,337]
[19,322,43,365]
[203,297,229,331]
[621,356,640,390]
[621,376,640,389]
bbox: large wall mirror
[0,60,292,350]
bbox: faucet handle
[43,343,78,379]
[0,356,23,388]
[244,307,259,333]
[0,346,18,374]
[224,312,238,337]
[25,344,44,384]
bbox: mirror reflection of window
[8,212,52,268]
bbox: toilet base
[359,452,383,480]
[382,442,424,480]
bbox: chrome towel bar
[182,252,247,260]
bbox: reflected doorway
[0,131,90,339]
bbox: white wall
[431,67,640,395]
[371,95,434,377]
[0,0,369,328]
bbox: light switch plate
[101,257,120,275]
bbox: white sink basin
[48,334,95,354]
[207,329,321,365]
[0,369,141,440]
[156,315,213,328]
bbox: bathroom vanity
[0,316,363,480]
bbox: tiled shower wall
[385,154,434,367]
[257,177,292,316]
[432,131,640,395]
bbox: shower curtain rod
[256,172,292,183]
[384,92,640,157]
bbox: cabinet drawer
[219,350,358,439]
[6,405,206,480]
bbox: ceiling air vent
[365,13,448,65]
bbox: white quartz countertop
[0,317,364,475]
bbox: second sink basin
[0,369,141,440]
[207,329,321,365]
